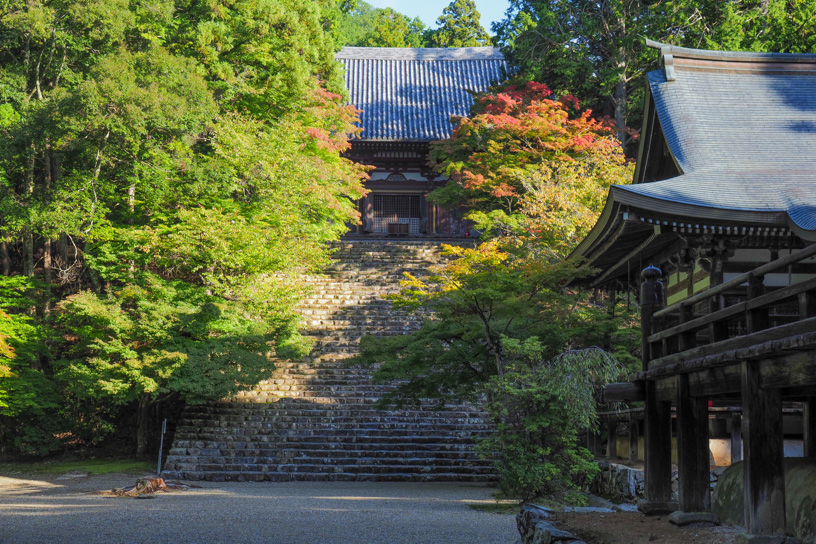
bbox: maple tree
[430,81,633,256]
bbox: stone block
[668,511,719,527]
[637,500,679,515]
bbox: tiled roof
[336,47,506,141]
[618,42,816,239]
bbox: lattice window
[372,195,422,234]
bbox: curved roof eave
[610,185,789,227]
[569,193,623,262]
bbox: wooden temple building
[336,47,506,236]
[572,41,816,537]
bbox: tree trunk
[614,63,626,145]
[1,242,10,276]
[43,146,53,313]
[22,148,35,277]
[136,393,151,459]
[43,238,52,313]
[58,233,68,263]
[22,232,34,277]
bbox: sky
[366,0,512,33]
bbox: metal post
[157,418,167,477]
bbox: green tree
[493,0,700,146]
[493,0,816,147]
[427,0,492,48]
[0,0,369,457]
[0,277,61,456]
[363,7,427,47]
[329,0,385,47]
[353,240,632,498]
[688,0,816,53]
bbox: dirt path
[553,510,744,544]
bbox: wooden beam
[688,366,741,398]
[644,381,673,503]
[652,243,816,319]
[603,381,645,403]
[676,374,710,512]
[650,352,816,399]
[655,376,676,402]
[760,351,816,388]
[649,274,816,344]
[647,318,816,370]
[741,360,786,535]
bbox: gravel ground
[0,472,518,544]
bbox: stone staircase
[162,239,495,482]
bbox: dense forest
[1,0,814,479]
[0,0,370,457]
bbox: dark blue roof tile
[336,47,507,141]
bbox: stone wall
[591,461,645,502]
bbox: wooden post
[731,413,742,463]
[643,381,674,509]
[746,275,769,333]
[741,360,786,535]
[639,266,674,513]
[587,429,603,457]
[676,374,710,512]
[678,303,696,352]
[629,415,640,463]
[709,256,728,342]
[607,421,618,459]
[804,398,816,458]
[640,265,665,372]
[799,291,816,320]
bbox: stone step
[165,240,493,482]
[180,407,487,420]
[164,470,494,483]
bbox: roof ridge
[336,46,504,61]
[645,38,816,65]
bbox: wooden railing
[638,243,816,379]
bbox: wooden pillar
[640,265,674,512]
[644,380,674,505]
[799,291,816,320]
[629,416,640,463]
[804,398,816,458]
[746,275,769,333]
[730,413,742,463]
[640,265,665,372]
[741,360,786,535]
[607,421,618,459]
[590,429,603,457]
[676,374,710,512]
[678,303,696,352]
